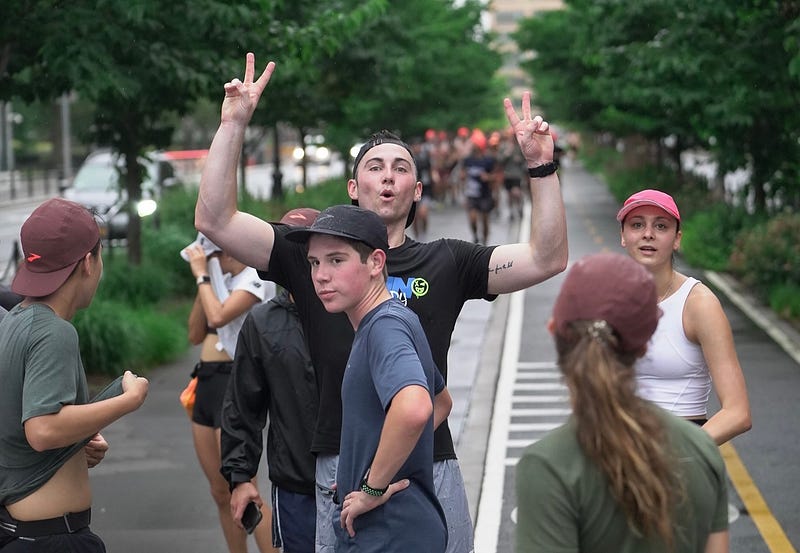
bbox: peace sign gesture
[220,52,276,126]
[503,90,554,166]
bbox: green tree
[516,0,800,212]
[247,0,390,196]
[1,0,383,262]
[318,0,503,149]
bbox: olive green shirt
[516,409,728,553]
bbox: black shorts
[1,527,105,552]
[467,196,494,213]
[503,177,522,191]
[191,361,233,428]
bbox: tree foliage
[314,0,503,151]
[516,0,800,212]
[0,0,384,262]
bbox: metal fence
[0,169,62,203]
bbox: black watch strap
[528,160,559,178]
[360,468,388,497]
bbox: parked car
[62,149,180,240]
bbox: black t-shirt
[262,225,497,459]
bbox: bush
[130,305,190,367]
[74,299,188,376]
[770,284,800,321]
[681,204,759,272]
[74,300,146,376]
[729,212,800,295]
[157,186,198,230]
[142,222,197,298]
[97,258,176,305]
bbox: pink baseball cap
[12,198,100,297]
[616,189,681,223]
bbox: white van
[62,150,180,240]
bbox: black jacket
[220,290,318,495]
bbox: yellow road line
[720,442,797,552]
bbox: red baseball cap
[12,198,100,297]
[552,252,661,352]
[616,189,681,223]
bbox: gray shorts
[314,455,474,553]
[315,454,338,553]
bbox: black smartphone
[241,501,263,534]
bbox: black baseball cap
[351,130,417,229]
[285,204,390,252]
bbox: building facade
[485,0,564,101]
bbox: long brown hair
[555,319,680,548]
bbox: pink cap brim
[616,199,680,222]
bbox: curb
[705,270,800,367]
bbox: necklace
[659,271,675,303]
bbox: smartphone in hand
[241,501,263,534]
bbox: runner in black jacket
[221,288,318,552]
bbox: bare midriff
[7,451,91,521]
[200,333,231,362]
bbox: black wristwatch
[528,160,559,178]
[360,468,388,497]
[196,275,211,286]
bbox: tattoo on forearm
[489,260,514,274]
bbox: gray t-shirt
[0,305,7,323]
[0,303,122,505]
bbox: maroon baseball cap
[279,207,320,226]
[552,252,661,352]
[616,189,681,223]
[285,204,389,252]
[12,198,100,297]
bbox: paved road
[471,161,800,552]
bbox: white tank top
[635,277,710,417]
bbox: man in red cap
[0,198,149,550]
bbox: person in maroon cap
[617,189,751,445]
[0,198,149,551]
[516,252,729,553]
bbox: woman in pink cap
[616,189,751,445]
